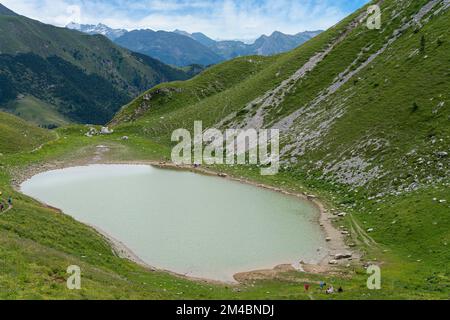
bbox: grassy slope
[0,111,56,154]
[1,96,70,127]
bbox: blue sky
[2,0,370,40]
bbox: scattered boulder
[328,260,338,265]
[218,173,228,178]
[335,253,353,260]
[85,127,98,137]
[121,136,129,141]
[436,151,448,158]
[367,228,374,233]
[101,127,114,135]
[326,237,332,242]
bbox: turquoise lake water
[21,164,327,281]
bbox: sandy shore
[10,146,357,284]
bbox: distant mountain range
[175,29,323,59]
[67,22,322,66]
[0,4,197,125]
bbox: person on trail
[319,281,326,290]
[8,197,12,206]
[0,202,4,212]
[338,286,344,293]
[304,284,310,292]
[326,286,334,294]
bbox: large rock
[101,127,114,135]
[335,253,353,260]
[85,127,98,137]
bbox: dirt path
[348,214,377,248]
[31,131,60,154]
[0,204,13,215]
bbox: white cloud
[1,0,367,39]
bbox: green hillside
[0,95,70,128]
[0,112,56,154]
[0,6,196,124]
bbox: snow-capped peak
[65,22,127,40]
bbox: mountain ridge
[66,22,322,65]
[114,29,223,67]
[0,3,17,16]
[176,29,323,59]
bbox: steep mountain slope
[0,5,193,124]
[113,0,450,295]
[0,3,16,16]
[114,30,223,67]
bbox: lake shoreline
[11,153,356,284]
